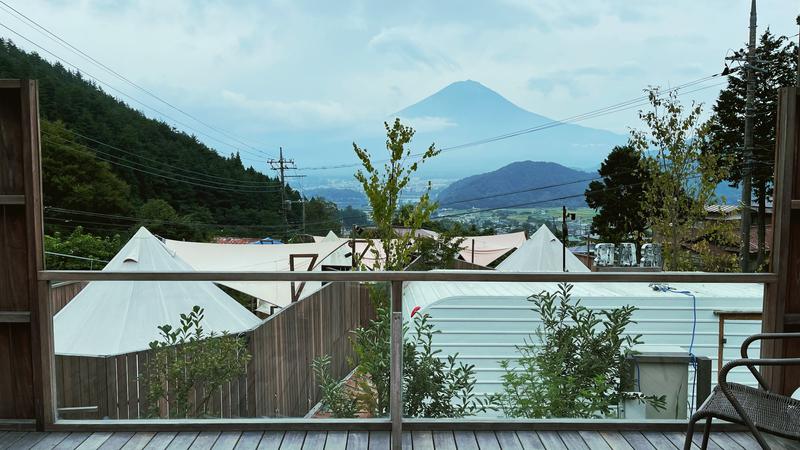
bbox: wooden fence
[50,282,86,315]
[55,281,374,419]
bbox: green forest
[0,39,344,255]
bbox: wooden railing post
[390,280,403,450]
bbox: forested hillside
[0,39,340,240]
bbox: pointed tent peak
[496,225,589,272]
[323,230,339,240]
[105,226,191,272]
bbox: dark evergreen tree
[707,30,798,266]
[0,38,346,241]
[584,145,651,252]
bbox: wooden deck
[0,429,765,449]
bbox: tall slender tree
[707,30,798,267]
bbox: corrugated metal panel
[405,279,763,417]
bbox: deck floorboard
[1,430,756,449]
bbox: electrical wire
[298,75,726,171]
[0,20,268,163]
[0,0,274,158]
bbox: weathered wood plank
[365,431,388,450]
[210,432,240,450]
[165,432,198,450]
[689,431,722,450]
[321,431,345,450]
[535,432,566,450]
[430,431,456,450]
[556,431,589,450]
[120,432,156,450]
[708,432,745,450]
[188,432,219,450]
[0,431,27,448]
[400,432,412,450]
[278,431,305,450]
[300,432,325,450]
[474,431,501,450]
[725,432,761,449]
[8,431,46,449]
[578,431,611,450]
[660,432,694,450]
[345,432,368,450]
[514,431,545,450]
[495,431,523,450]
[597,431,632,450]
[30,432,70,450]
[31,432,69,450]
[75,432,113,450]
[232,432,261,450]
[410,431,434,450]
[141,432,177,450]
[619,431,655,450]
[97,432,134,450]
[255,432,284,450]
[54,433,92,450]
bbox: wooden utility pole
[738,0,758,272]
[267,147,305,235]
[561,206,575,272]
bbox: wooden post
[0,79,51,430]
[762,87,800,394]
[389,280,403,450]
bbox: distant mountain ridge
[437,161,592,209]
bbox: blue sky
[2,0,798,169]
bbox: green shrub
[144,306,251,418]
[487,283,665,418]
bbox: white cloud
[220,90,354,129]
[395,115,458,133]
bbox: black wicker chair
[684,333,800,449]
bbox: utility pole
[796,15,799,87]
[267,147,305,235]
[738,0,758,272]
[562,206,575,272]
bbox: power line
[41,134,286,193]
[0,20,267,163]
[0,0,274,158]
[298,75,725,171]
[43,128,280,187]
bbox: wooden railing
[38,270,775,448]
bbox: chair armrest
[740,332,800,359]
[719,357,800,389]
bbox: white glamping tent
[54,227,261,357]
[496,225,589,272]
[165,238,349,310]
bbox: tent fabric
[165,239,348,310]
[496,225,590,273]
[54,227,261,357]
[457,231,527,266]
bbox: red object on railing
[411,306,421,317]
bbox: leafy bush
[488,283,665,418]
[312,355,359,418]
[144,306,251,418]
[402,312,479,418]
[317,283,480,418]
[44,226,123,270]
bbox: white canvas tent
[496,225,589,272]
[165,238,349,310]
[54,227,261,357]
[457,231,527,266]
